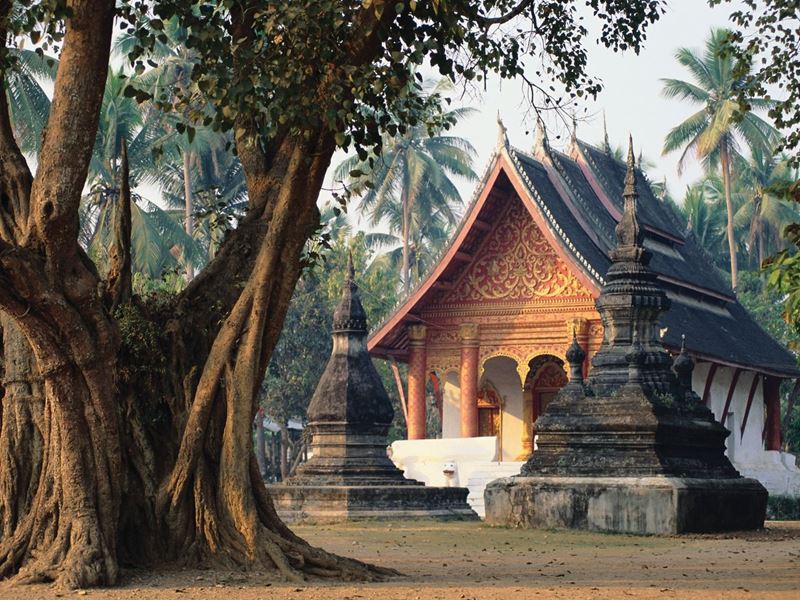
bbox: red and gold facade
[369,170,604,460]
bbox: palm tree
[3,48,57,155]
[662,28,778,290]
[115,19,210,279]
[335,79,477,293]
[80,69,204,279]
[157,132,248,262]
[363,202,454,285]
[734,149,800,268]
[681,181,728,269]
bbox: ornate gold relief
[446,199,593,302]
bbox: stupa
[268,258,477,522]
[484,138,767,534]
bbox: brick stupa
[269,258,477,522]
[484,138,767,534]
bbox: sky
[327,0,750,228]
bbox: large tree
[0,0,665,589]
[661,28,778,291]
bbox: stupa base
[484,475,767,534]
[268,483,478,523]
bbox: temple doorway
[519,355,567,459]
[477,381,502,437]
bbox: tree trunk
[279,426,290,481]
[401,186,410,294]
[720,143,738,291]
[183,150,195,281]
[0,0,401,589]
[255,413,268,479]
[0,313,43,540]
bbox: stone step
[464,461,524,518]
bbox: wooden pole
[389,356,409,426]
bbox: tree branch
[27,0,115,267]
[106,139,132,310]
[0,10,34,244]
[475,0,535,27]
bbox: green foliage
[335,78,476,292]
[766,495,800,521]
[3,48,56,155]
[713,0,800,165]
[115,1,665,160]
[661,28,777,173]
[737,271,800,351]
[764,229,800,327]
[114,302,167,383]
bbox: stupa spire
[615,136,643,248]
[332,252,368,334]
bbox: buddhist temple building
[369,121,800,514]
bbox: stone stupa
[484,138,767,534]
[269,257,477,522]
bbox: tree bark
[107,140,132,309]
[0,314,43,540]
[720,143,738,291]
[255,413,268,479]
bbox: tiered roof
[367,129,800,378]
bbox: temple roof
[367,135,800,378]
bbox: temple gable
[444,195,592,304]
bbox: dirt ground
[1,520,799,599]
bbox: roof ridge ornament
[496,111,509,151]
[568,117,579,155]
[533,115,550,156]
[602,111,611,154]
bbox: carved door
[477,384,501,437]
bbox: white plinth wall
[390,361,800,520]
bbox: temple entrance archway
[479,356,524,461]
[518,355,567,459]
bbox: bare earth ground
[2,521,799,599]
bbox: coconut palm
[363,201,454,286]
[335,79,477,293]
[681,181,728,269]
[80,69,204,279]
[3,48,57,155]
[156,131,248,263]
[662,28,779,290]
[734,149,800,268]
[115,19,208,278]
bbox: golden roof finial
[496,111,508,151]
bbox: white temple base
[733,451,800,497]
[390,437,523,517]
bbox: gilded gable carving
[446,199,592,302]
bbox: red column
[764,376,782,451]
[407,324,428,440]
[459,323,480,438]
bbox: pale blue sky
[331,0,755,227]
